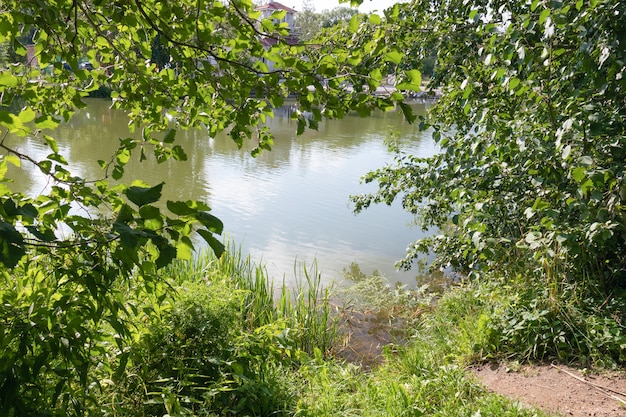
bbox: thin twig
[133,0,285,76]
[550,364,626,406]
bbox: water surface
[10,99,437,286]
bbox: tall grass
[275,261,336,354]
[95,246,565,416]
[102,245,339,416]
[165,244,338,356]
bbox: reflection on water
[8,99,437,286]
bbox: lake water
[10,99,438,286]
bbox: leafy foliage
[414,275,626,366]
[493,282,626,365]
[353,0,626,291]
[0,0,404,414]
[114,281,295,416]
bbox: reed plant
[198,244,339,355]
[274,260,337,355]
[101,244,340,416]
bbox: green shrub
[108,280,242,416]
[415,276,626,367]
[110,277,302,416]
[495,284,626,366]
[0,255,135,417]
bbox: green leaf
[397,70,422,92]
[197,229,225,258]
[139,205,160,219]
[384,51,403,65]
[47,153,67,165]
[163,129,176,144]
[531,197,550,211]
[530,0,540,11]
[399,102,416,124]
[167,200,198,216]
[25,226,57,242]
[0,221,25,268]
[113,222,142,248]
[171,145,187,161]
[369,14,381,25]
[116,148,131,165]
[176,236,193,260]
[4,154,20,168]
[18,107,36,124]
[348,15,359,33]
[297,117,306,136]
[12,40,26,56]
[3,199,17,216]
[35,115,60,130]
[0,110,23,132]
[370,68,383,81]
[17,203,38,219]
[111,165,124,180]
[125,182,164,207]
[155,242,177,268]
[115,204,134,223]
[0,72,18,87]
[195,211,223,234]
[114,352,130,381]
[44,135,59,153]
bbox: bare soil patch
[472,363,626,416]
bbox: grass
[46,244,622,416]
[105,247,552,416]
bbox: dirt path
[472,363,626,416]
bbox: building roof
[255,1,298,13]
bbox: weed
[102,247,338,416]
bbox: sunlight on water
[9,99,439,286]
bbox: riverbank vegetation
[350,0,626,372]
[1,0,625,415]
[3,244,624,415]
[3,246,558,416]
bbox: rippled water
[9,99,438,286]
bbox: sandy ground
[472,363,626,417]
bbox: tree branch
[133,0,287,76]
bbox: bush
[494,283,626,366]
[415,276,626,367]
[353,0,626,294]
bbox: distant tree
[319,6,359,28]
[295,0,322,41]
[296,3,359,42]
